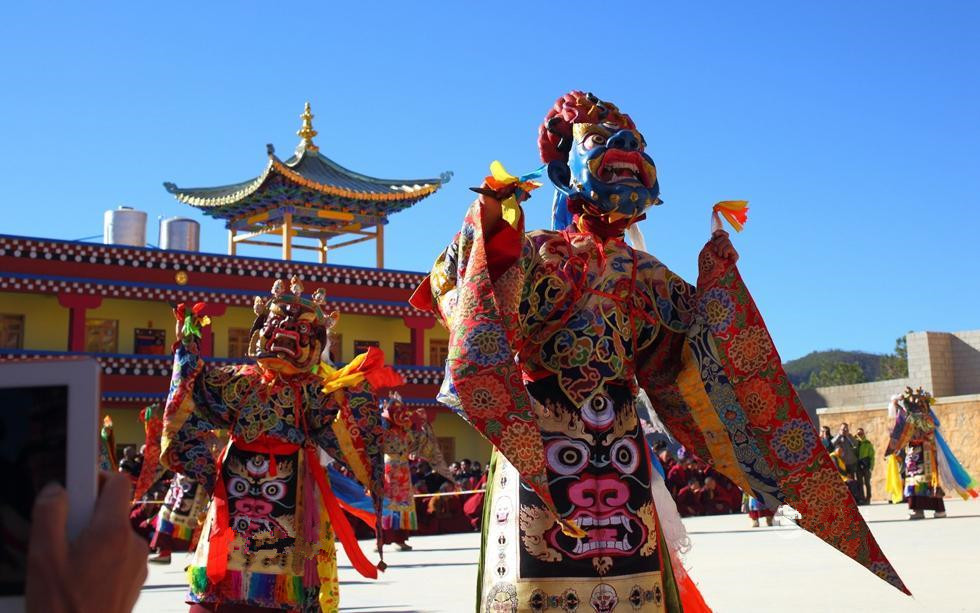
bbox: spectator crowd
[652,442,744,517]
[821,422,876,505]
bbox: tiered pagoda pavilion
[164,103,450,266]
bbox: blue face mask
[548,122,661,222]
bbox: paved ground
[136,499,979,612]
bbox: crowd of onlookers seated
[410,459,489,533]
[653,441,744,517]
[447,459,485,490]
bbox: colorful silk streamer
[175,302,211,341]
[712,200,749,232]
[885,455,904,504]
[934,428,979,499]
[485,161,544,229]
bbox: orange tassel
[712,200,749,232]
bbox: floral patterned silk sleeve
[161,346,242,494]
[418,200,566,520]
[637,238,909,595]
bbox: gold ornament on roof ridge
[297,102,319,152]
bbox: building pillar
[376,223,384,268]
[403,315,436,366]
[57,294,103,352]
[282,213,293,260]
[228,228,237,256]
[198,303,227,358]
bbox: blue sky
[1,2,977,360]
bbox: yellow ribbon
[318,353,372,394]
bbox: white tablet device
[0,358,100,607]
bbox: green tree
[800,361,866,389]
[878,334,909,380]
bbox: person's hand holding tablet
[26,472,148,613]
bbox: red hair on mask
[537,91,635,164]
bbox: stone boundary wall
[798,329,980,411]
[798,378,910,413]
[816,394,980,502]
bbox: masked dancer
[162,278,399,612]
[411,91,908,611]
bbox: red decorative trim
[0,235,426,290]
[0,273,421,318]
[0,352,446,378]
[402,315,436,330]
[56,293,102,309]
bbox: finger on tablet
[29,482,68,566]
[93,472,132,526]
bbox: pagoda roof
[163,103,451,229]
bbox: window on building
[133,328,165,355]
[0,314,25,349]
[85,319,118,353]
[437,437,456,463]
[227,327,251,359]
[394,342,414,366]
[353,339,380,356]
[429,339,449,367]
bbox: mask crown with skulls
[248,275,338,371]
[539,91,662,229]
[900,386,933,413]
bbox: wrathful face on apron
[223,447,299,569]
[483,381,667,612]
[522,382,657,577]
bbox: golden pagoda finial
[297,102,319,152]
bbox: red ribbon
[355,346,404,391]
[205,441,235,585]
[304,446,379,579]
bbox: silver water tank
[159,217,200,251]
[103,206,147,247]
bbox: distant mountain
[783,350,887,388]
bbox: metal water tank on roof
[159,217,200,252]
[103,206,147,247]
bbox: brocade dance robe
[162,347,385,612]
[382,419,451,533]
[412,201,908,612]
[152,472,210,551]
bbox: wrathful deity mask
[248,275,338,373]
[539,91,662,226]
